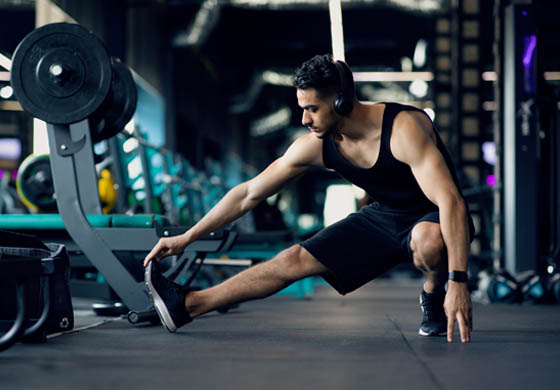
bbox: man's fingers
[447,314,455,342]
[144,241,164,267]
[457,312,471,343]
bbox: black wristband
[449,270,468,283]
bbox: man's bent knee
[410,222,445,270]
[272,245,327,281]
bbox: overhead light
[228,0,443,13]
[483,101,497,111]
[482,141,496,165]
[0,53,11,71]
[544,72,560,81]
[250,107,291,136]
[482,71,497,81]
[0,85,13,99]
[353,72,433,82]
[173,0,221,47]
[413,39,427,68]
[262,71,292,86]
[409,79,428,97]
[401,57,413,72]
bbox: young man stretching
[143,54,475,343]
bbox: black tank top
[323,102,464,213]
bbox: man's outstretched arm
[143,134,323,266]
[392,111,472,343]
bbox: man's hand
[143,235,189,267]
[444,281,473,343]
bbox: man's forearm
[439,197,470,273]
[184,182,258,243]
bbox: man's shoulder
[284,133,324,167]
[390,108,437,163]
[392,108,434,141]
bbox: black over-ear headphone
[333,60,355,116]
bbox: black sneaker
[144,261,192,332]
[419,289,447,336]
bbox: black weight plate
[11,23,111,124]
[16,154,57,212]
[91,57,137,142]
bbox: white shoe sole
[145,262,177,333]
[418,329,447,337]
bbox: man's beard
[317,118,338,139]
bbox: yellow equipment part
[98,169,117,214]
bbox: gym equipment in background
[0,230,73,352]
[4,22,236,318]
[16,154,57,213]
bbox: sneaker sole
[418,329,447,337]
[145,262,177,333]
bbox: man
[143,54,475,343]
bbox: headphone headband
[333,60,355,116]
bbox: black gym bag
[0,230,74,351]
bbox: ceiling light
[354,72,433,82]
[0,85,13,99]
[413,39,427,68]
[408,79,429,97]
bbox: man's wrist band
[449,270,468,283]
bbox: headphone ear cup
[333,94,352,116]
[333,61,354,116]
[333,95,343,115]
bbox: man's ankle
[184,291,198,319]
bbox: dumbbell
[519,272,550,304]
[550,273,560,303]
[486,270,521,303]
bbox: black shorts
[300,202,475,295]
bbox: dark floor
[1,279,559,390]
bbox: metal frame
[45,120,235,311]
[503,1,539,274]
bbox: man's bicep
[393,114,460,206]
[411,146,461,206]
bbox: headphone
[333,60,355,116]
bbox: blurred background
[1,0,560,303]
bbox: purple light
[523,35,536,67]
[486,174,496,187]
[0,138,21,160]
[522,10,528,16]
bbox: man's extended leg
[186,245,327,318]
[145,244,327,332]
[409,221,448,336]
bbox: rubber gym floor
[1,279,559,390]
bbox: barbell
[11,23,137,142]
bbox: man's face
[296,88,338,139]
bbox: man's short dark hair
[293,54,340,98]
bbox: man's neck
[336,101,383,141]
